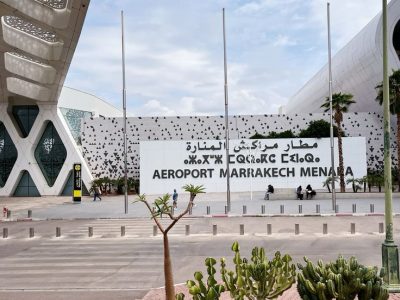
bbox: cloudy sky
[65,0,382,116]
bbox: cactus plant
[176,257,225,300]
[297,255,388,300]
[220,241,296,299]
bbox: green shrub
[297,255,388,300]
[221,242,296,299]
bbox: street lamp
[381,0,400,291]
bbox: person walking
[93,185,102,201]
[172,189,178,208]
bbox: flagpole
[223,8,231,212]
[327,3,336,210]
[121,10,128,214]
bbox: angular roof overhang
[0,0,90,104]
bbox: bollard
[261,205,265,214]
[351,223,355,234]
[56,227,61,237]
[267,224,272,235]
[379,223,384,234]
[352,204,356,213]
[29,227,34,238]
[121,226,126,237]
[295,224,300,235]
[185,224,190,236]
[298,205,302,214]
[243,205,247,215]
[370,204,375,213]
[3,228,8,238]
[28,210,32,218]
[153,225,158,236]
[6,210,11,218]
[207,206,210,215]
[225,206,228,215]
[88,226,93,237]
[323,223,328,235]
[316,204,320,214]
[213,224,217,236]
[280,205,284,214]
[240,224,244,235]
[335,205,339,213]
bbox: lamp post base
[382,242,400,292]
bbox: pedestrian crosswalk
[63,218,196,238]
[0,238,172,299]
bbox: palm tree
[135,184,205,300]
[322,176,338,193]
[376,69,400,191]
[321,93,355,192]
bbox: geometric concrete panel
[0,122,17,188]
[6,77,51,101]
[12,105,40,138]
[1,0,71,29]
[13,170,40,197]
[5,52,57,84]
[2,16,64,60]
[34,121,67,187]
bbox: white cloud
[273,35,297,47]
[65,0,383,117]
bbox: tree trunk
[337,122,346,192]
[163,233,175,300]
[397,113,400,192]
[327,184,331,193]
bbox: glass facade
[60,108,92,145]
[0,122,18,187]
[34,121,67,187]
[12,105,39,138]
[13,170,40,197]
[61,171,73,196]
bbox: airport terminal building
[0,0,399,196]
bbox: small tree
[346,177,361,193]
[135,184,205,300]
[322,176,338,193]
[298,119,339,138]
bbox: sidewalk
[1,192,400,221]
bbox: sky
[65,0,382,117]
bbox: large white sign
[140,138,367,194]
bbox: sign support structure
[73,163,82,202]
[381,0,400,291]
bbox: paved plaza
[1,192,400,299]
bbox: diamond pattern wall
[34,121,67,187]
[0,122,17,187]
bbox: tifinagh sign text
[139,138,366,194]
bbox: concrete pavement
[0,192,400,299]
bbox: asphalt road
[0,216,397,299]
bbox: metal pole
[327,3,336,210]
[381,0,400,290]
[223,8,231,212]
[121,11,128,214]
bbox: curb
[0,213,388,222]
